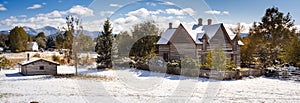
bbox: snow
[18,58,59,66]
[157,23,245,46]
[156,28,176,44]
[1,66,300,102]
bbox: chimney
[169,23,172,29]
[207,19,212,25]
[198,18,203,26]
[27,53,30,61]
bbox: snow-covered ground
[1,66,300,103]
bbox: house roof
[18,58,59,66]
[157,28,176,44]
[157,23,244,45]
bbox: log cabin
[18,57,59,75]
[157,18,244,65]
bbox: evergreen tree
[95,19,113,68]
[55,33,64,49]
[0,34,8,48]
[46,36,55,50]
[283,33,300,66]
[247,7,296,66]
[8,26,28,52]
[204,51,212,68]
[35,32,47,49]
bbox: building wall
[21,60,57,75]
[158,24,242,65]
[169,25,197,60]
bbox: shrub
[52,55,60,62]
[180,57,201,69]
[204,51,212,68]
[33,53,41,58]
[226,60,238,71]
[0,56,12,69]
[167,60,180,67]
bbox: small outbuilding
[30,42,39,52]
[18,58,59,75]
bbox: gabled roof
[157,23,244,45]
[157,28,176,44]
[18,58,59,66]
[182,24,204,44]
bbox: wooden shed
[18,58,59,75]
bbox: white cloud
[38,10,62,18]
[100,11,114,17]
[205,10,230,15]
[223,11,230,15]
[82,19,104,31]
[0,4,7,11]
[126,8,150,18]
[0,5,93,30]
[110,7,197,34]
[66,5,94,17]
[166,8,195,16]
[19,15,27,18]
[160,1,175,5]
[109,4,121,7]
[27,4,42,10]
[42,2,46,5]
[146,2,156,7]
[125,8,164,18]
[205,10,221,15]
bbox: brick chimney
[169,23,172,29]
[198,18,203,26]
[207,19,212,25]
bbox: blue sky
[0,0,299,33]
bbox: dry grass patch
[54,74,116,81]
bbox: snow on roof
[18,58,59,66]
[238,40,244,45]
[202,23,222,40]
[157,28,176,44]
[225,27,236,40]
[157,23,244,45]
[182,23,204,44]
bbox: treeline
[95,20,161,68]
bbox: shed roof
[18,58,59,66]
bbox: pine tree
[247,7,296,66]
[95,19,113,68]
[8,26,28,52]
[204,51,212,68]
[283,33,300,66]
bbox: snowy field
[0,66,300,103]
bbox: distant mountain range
[0,26,101,39]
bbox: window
[163,53,169,61]
[39,66,44,70]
